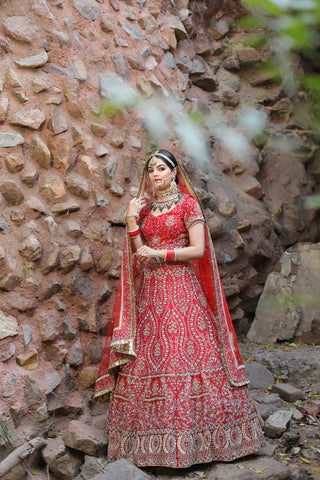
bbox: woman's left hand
[135,246,159,264]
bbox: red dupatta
[94,157,249,399]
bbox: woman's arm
[136,221,205,262]
[125,197,146,252]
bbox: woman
[94,150,265,468]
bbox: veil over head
[94,152,249,399]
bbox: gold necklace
[151,182,181,213]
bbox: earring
[169,176,178,194]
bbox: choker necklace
[150,182,181,213]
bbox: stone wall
[0,0,319,447]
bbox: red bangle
[165,248,176,262]
[128,227,140,238]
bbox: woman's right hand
[126,197,147,217]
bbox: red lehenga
[94,163,265,468]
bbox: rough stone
[24,376,43,407]
[92,459,151,479]
[0,180,24,205]
[100,16,115,33]
[98,281,113,302]
[27,200,49,219]
[0,216,9,233]
[15,50,48,68]
[47,107,68,135]
[237,48,261,67]
[65,219,82,238]
[31,0,54,19]
[190,56,218,92]
[42,241,59,274]
[23,324,33,348]
[62,316,77,341]
[45,372,61,394]
[97,248,113,273]
[13,89,29,103]
[138,14,156,31]
[146,32,169,50]
[222,88,240,107]
[3,372,19,398]
[42,437,82,480]
[79,250,93,271]
[44,344,67,369]
[19,234,42,261]
[161,27,177,50]
[5,152,24,173]
[78,366,98,389]
[10,108,45,130]
[40,175,66,202]
[0,310,19,339]
[110,0,120,11]
[70,339,84,367]
[17,349,39,371]
[207,456,290,480]
[6,66,23,87]
[245,362,275,388]
[3,16,38,43]
[0,97,9,123]
[44,281,63,299]
[71,272,94,297]
[80,455,107,480]
[73,0,100,20]
[0,132,24,147]
[30,134,51,168]
[90,122,106,137]
[272,383,305,402]
[64,420,108,455]
[2,343,16,362]
[40,314,60,342]
[32,77,50,94]
[51,200,81,214]
[239,176,264,199]
[60,245,81,273]
[217,196,237,217]
[65,174,91,199]
[0,273,22,291]
[222,56,240,71]
[120,21,144,40]
[111,52,131,81]
[264,409,293,438]
[165,15,187,40]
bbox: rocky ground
[1,342,319,480]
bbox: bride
[94,149,265,468]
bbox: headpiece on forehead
[147,150,176,169]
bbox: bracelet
[128,227,140,238]
[165,248,176,262]
[126,213,139,219]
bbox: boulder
[91,459,151,480]
[63,420,108,455]
[263,409,292,438]
[248,243,320,344]
[245,362,275,388]
[42,437,82,480]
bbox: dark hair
[147,150,179,183]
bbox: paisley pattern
[107,195,264,467]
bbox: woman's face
[147,157,175,192]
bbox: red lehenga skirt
[107,260,265,467]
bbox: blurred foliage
[100,78,267,167]
[241,0,320,131]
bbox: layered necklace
[150,181,181,213]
